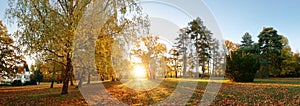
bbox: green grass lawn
[0,78,299,105]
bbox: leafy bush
[34,70,43,81]
[30,80,37,85]
[11,80,23,86]
[226,51,260,82]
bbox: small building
[0,64,31,84]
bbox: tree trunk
[78,69,85,88]
[212,60,215,77]
[70,67,74,86]
[70,74,74,86]
[50,65,56,88]
[61,57,71,95]
[208,60,210,76]
[201,60,205,78]
[87,70,91,84]
[50,81,54,88]
[111,75,114,81]
[196,58,199,78]
[183,49,187,78]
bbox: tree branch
[44,48,65,58]
[45,58,67,66]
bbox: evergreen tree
[241,32,254,47]
[258,27,283,78]
[174,28,190,78]
[186,17,212,78]
[34,70,44,84]
[226,51,260,82]
[210,38,220,76]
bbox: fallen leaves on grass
[0,78,300,105]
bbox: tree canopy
[0,20,26,79]
[6,0,147,94]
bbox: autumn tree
[73,44,94,87]
[293,52,300,76]
[0,20,25,79]
[91,1,148,81]
[132,35,167,79]
[168,48,180,78]
[7,0,144,94]
[225,40,240,56]
[111,39,131,80]
[279,35,297,77]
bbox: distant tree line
[226,27,300,82]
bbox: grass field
[0,78,299,105]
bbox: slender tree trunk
[50,72,55,88]
[201,59,205,78]
[208,60,210,76]
[50,64,56,88]
[87,70,91,84]
[70,74,74,86]
[183,50,187,78]
[78,69,85,88]
[70,67,74,86]
[196,58,199,78]
[213,57,216,77]
[61,56,71,95]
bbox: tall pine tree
[258,27,283,78]
[186,17,212,78]
[241,32,254,47]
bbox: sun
[133,65,147,78]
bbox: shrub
[34,70,44,84]
[24,80,37,85]
[30,80,37,85]
[24,81,31,85]
[11,80,23,86]
[226,51,260,82]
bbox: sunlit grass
[1,78,300,105]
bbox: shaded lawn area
[0,78,300,105]
[0,84,87,106]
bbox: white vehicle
[13,72,31,84]
[1,71,31,85]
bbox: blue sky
[203,0,300,52]
[0,0,299,52]
[0,1,8,24]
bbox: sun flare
[133,65,147,78]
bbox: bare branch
[45,58,67,66]
[44,48,65,58]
